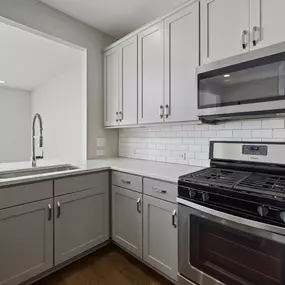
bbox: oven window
[190,216,285,285]
[198,60,285,109]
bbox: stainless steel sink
[0,165,79,179]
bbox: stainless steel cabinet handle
[165,105,169,118]
[116,111,119,123]
[159,105,164,119]
[242,30,248,49]
[252,26,258,46]
[119,111,123,122]
[57,201,61,218]
[137,198,141,213]
[121,179,131,184]
[172,210,177,228]
[152,186,167,194]
[48,204,52,221]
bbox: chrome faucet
[32,113,44,167]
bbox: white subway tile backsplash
[262,119,284,129]
[195,138,209,145]
[182,124,195,131]
[233,130,251,138]
[170,138,182,144]
[252,129,272,138]
[202,131,217,137]
[195,124,209,131]
[183,138,195,144]
[216,130,233,137]
[242,120,262,129]
[273,129,285,138]
[189,145,202,152]
[189,131,202,137]
[195,152,209,160]
[119,118,285,167]
[225,121,242,130]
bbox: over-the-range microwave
[197,42,285,123]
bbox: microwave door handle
[182,200,285,244]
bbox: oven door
[178,199,285,285]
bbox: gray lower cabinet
[112,186,142,258]
[54,187,109,265]
[143,195,178,281]
[0,198,53,285]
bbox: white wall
[32,63,85,164]
[0,0,118,160]
[119,118,285,167]
[0,87,31,163]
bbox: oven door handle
[178,198,285,243]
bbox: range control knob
[202,193,210,202]
[280,212,285,223]
[258,206,269,217]
[188,189,197,199]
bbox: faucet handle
[39,136,43,147]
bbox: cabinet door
[0,199,53,285]
[104,47,120,126]
[112,186,142,258]
[138,22,164,124]
[250,0,285,50]
[119,36,138,126]
[164,2,199,122]
[201,0,250,64]
[143,195,177,281]
[54,187,109,265]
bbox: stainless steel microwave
[197,42,285,123]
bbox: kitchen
[1,0,285,285]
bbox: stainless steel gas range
[177,141,285,285]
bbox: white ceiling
[0,21,83,91]
[39,0,187,39]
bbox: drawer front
[54,171,109,196]
[143,178,177,203]
[112,171,142,193]
[0,181,53,209]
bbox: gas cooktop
[178,141,285,227]
[180,167,285,195]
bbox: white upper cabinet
[119,36,138,126]
[250,0,285,50]
[104,36,138,127]
[104,48,120,127]
[164,2,199,122]
[138,22,164,124]
[201,0,250,64]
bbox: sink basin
[0,165,79,179]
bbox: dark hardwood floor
[34,244,174,285]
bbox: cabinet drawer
[112,171,142,193]
[143,178,177,203]
[0,181,53,209]
[54,171,109,196]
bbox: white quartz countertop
[0,158,203,187]
[83,158,203,183]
